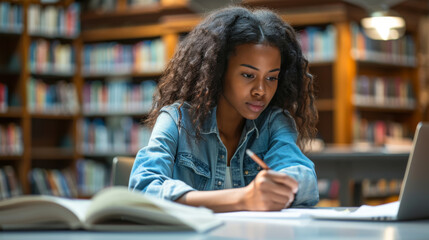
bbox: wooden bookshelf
[77,1,200,164]
[0,0,81,196]
[245,0,425,207]
[77,1,424,150]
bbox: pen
[245,149,270,170]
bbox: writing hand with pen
[243,149,298,211]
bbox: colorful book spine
[0,168,9,199]
[27,78,79,114]
[29,39,75,74]
[28,168,78,198]
[83,39,166,75]
[354,75,415,108]
[298,25,336,63]
[83,79,156,114]
[2,165,22,198]
[350,22,416,66]
[80,117,152,155]
[128,0,160,7]
[27,3,80,37]
[353,115,410,145]
[317,179,340,200]
[361,178,402,198]
[0,83,7,112]
[76,159,108,197]
[0,3,23,33]
[0,123,23,156]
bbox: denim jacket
[129,102,319,207]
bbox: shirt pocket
[243,152,265,186]
[175,153,211,190]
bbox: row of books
[76,159,109,197]
[0,123,23,156]
[129,0,160,7]
[317,178,402,207]
[0,3,23,33]
[29,168,78,198]
[0,83,7,112]
[28,159,109,198]
[80,117,152,155]
[353,117,410,146]
[298,25,337,63]
[86,0,116,12]
[82,39,166,75]
[28,3,80,38]
[27,78,79,114]
[29,39,75,75]
[318,178,340,200]
[354,75,416,109]
[83,79,156,114]
[351,22,416,66]
[361,178,402,198]
[0,165,22,200]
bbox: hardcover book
[0,186,222,232]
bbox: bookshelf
[77,0,201,162]
[0,0,81,198]
[240,1,423,145]
[243,0,424,206]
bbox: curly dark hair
[146,6,318,149]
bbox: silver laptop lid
[397,122,429,220]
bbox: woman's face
[221,43,281,120]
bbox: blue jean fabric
[129,102,319,206]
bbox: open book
[0,186,222,232]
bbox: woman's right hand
[240,170,298,211]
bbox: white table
[2,217,429,240]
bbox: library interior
[1,0,429,237]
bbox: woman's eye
[242,73,255,79]
[267,76,278,81]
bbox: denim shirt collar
[200,106,260,138]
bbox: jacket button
[218,181,222,186]
[244,170,249,175]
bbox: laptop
[311,122,429,221]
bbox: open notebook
[311,122,429,221]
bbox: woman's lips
[246,102,265,113]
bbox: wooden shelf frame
[81,0,195,30]
[81,14,202,42]
[0,107,24,118]
[0,0,83,194]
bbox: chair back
[111,156,135,186]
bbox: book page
[216,210,305,219]
[84,186,222,232]
[310,201,399,220]
[54,198,91,223]
[0,195,90,229]
[215,208,343,219]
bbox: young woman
[129,6,319,212]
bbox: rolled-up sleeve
[263,109,319,207]
[128,110,195,200]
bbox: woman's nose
[251,79,265,97]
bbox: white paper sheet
[215,201,399,221]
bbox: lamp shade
[361,10,406,40]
